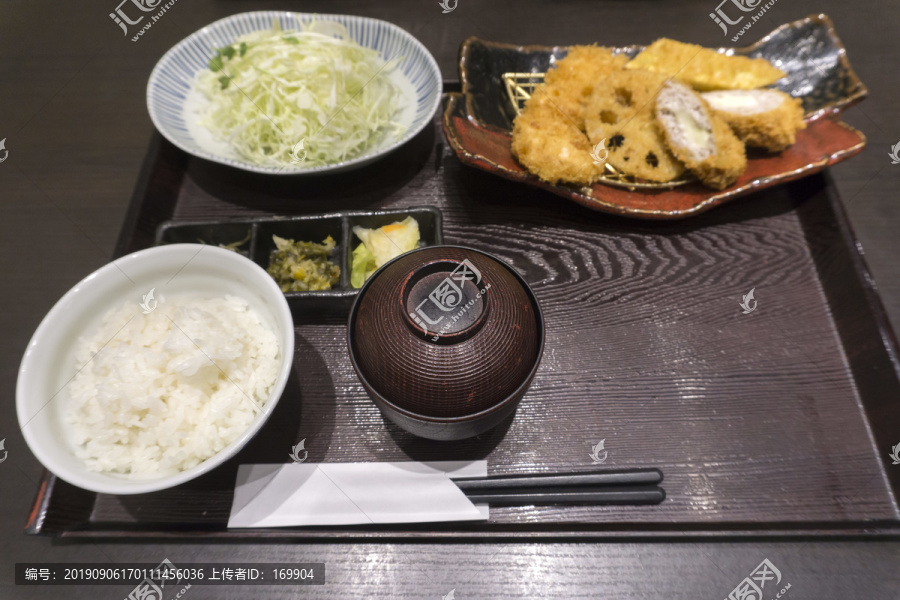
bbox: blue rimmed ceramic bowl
[147,11,442,175]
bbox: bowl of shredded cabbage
[147,12,442,174]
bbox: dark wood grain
[5,0,900,597]
[27,117,900,539]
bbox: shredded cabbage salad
[195,20,406,167]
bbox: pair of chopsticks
[453,468,665,505]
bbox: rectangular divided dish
[155,208,443,311]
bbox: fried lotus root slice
[655,79,747,190]
[511,86,604,185]
[540,45,630,129]
[627,38,786,91]
[701,89,806,152]
[584,69,686,182]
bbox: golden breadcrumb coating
[509,39,795,190]
[626,38,786,90]
[704,90,806,152]
[510,47,626,186]
[538,45,630,129]
[583,69,686,182]
[511,85,604,185]
[654,79,746,189]
[691,115,748,189]
[658,111,746,190]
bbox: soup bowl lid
[348,246,544,420]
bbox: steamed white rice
[65,293,280,478]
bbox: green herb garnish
[208,44,239,72]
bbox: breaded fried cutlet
[538,46,630,129]
[511,85,604,185]
[701,89,806,152]
[583,69,686,182]
[655,80,746,189]
[627,38,786,91]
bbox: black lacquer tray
[25,105,900,539]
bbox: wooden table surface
[2,0,899,598]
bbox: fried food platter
[443,14,867,219]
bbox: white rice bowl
[66,293,279,478]
[17,244,294,495]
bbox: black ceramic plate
[156,207,443,311]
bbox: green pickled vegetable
[267,234,340,292]
[350,217,420,287]
[350,242,377,289]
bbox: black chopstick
[463,485,665,505]
[453,468,662,491]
